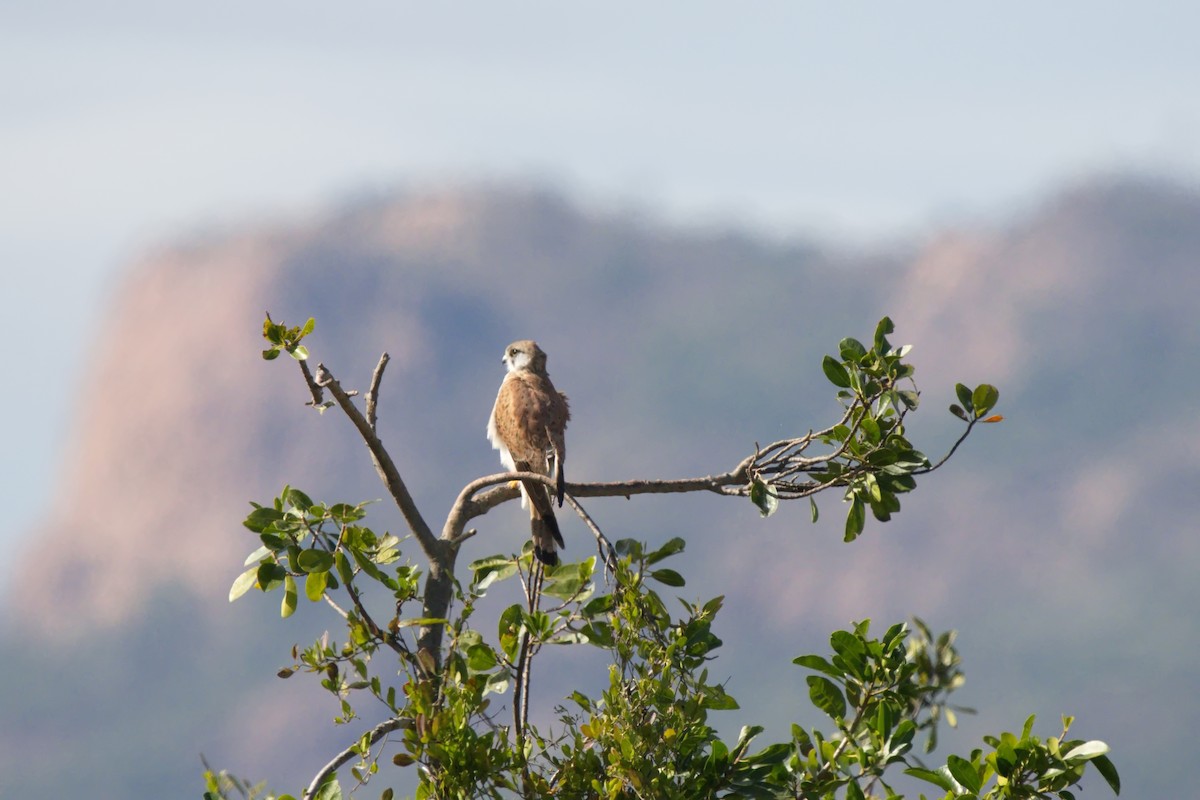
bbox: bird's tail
[525,478,565,566]
[530,515,562,566]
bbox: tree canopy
[205,315,1117,800]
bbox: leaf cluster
[220,521,1117,800]
[750,317,1002,546]
[262,314,315,362]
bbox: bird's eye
[508,348,518,357]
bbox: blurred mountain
[2,178,1196,798]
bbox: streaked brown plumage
[487,340,570,565]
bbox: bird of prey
[487,340,571,565]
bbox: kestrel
[487,340,571,565]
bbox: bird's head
[502,340,546,374]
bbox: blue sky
[3,1,1199,586]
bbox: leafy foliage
[207,315,1117,799]
[262,314,315,362]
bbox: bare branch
[365,353,390,431]
[313,363,438,555]
[443,470,748,545]
[297,358,325,408]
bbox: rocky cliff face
[5,178,1198,798]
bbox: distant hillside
[3,177,1196,798]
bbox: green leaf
[845,780,865,800]
[701,684,739,710]
[955,383,974,413]
[860,417,881,444]
[582,594,614,616]
[289,345,310,361]
[873,316,895,352]
[262,348,281,360]
[312,776,343,800]
[749,478,779,517]
[256,562,285,592]
[1090,754,1121,794]
[904,767,955,792]
[498,604,524,662]
[242,544,270,566]
[259,533,287,552]
[1063,740,1109,762]
[542,573,587,599]
[792,654,843,679]
[281,575,298,618]
[1021,714,1037,740]
[300,317,315,337]
[732,724,765,757]
[949,403,969,421]
[806,675,846,720]
[472,561,517,593]
[972,383,999,417]
[844,496,865,542]
[645,536,686,565]
[304,570,328,602]
[829,630,866,677]
[229,566,259,602]
[839,337,868,362]
[809,497,819,522]
[285,487,314,511]
[297,549,336,573]
[822,355,852,388]
[330,503,366,523]
[335,551,355,585]
[466,643,498,671]
[649,568,685,587]
[946,754,982,794]
[349,548,385,582]
[243,507,285,533]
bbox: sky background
[4,1,1200,590]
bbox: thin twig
[914,418,976,474]
[365,353,390,431]
[564,494,617,573]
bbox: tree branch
[443,470,748,545]
[313,364,437,555]
[302,716,412,800]
[915,417,977,474]
[365,353,389,431]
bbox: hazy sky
[3,1,1199,584]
